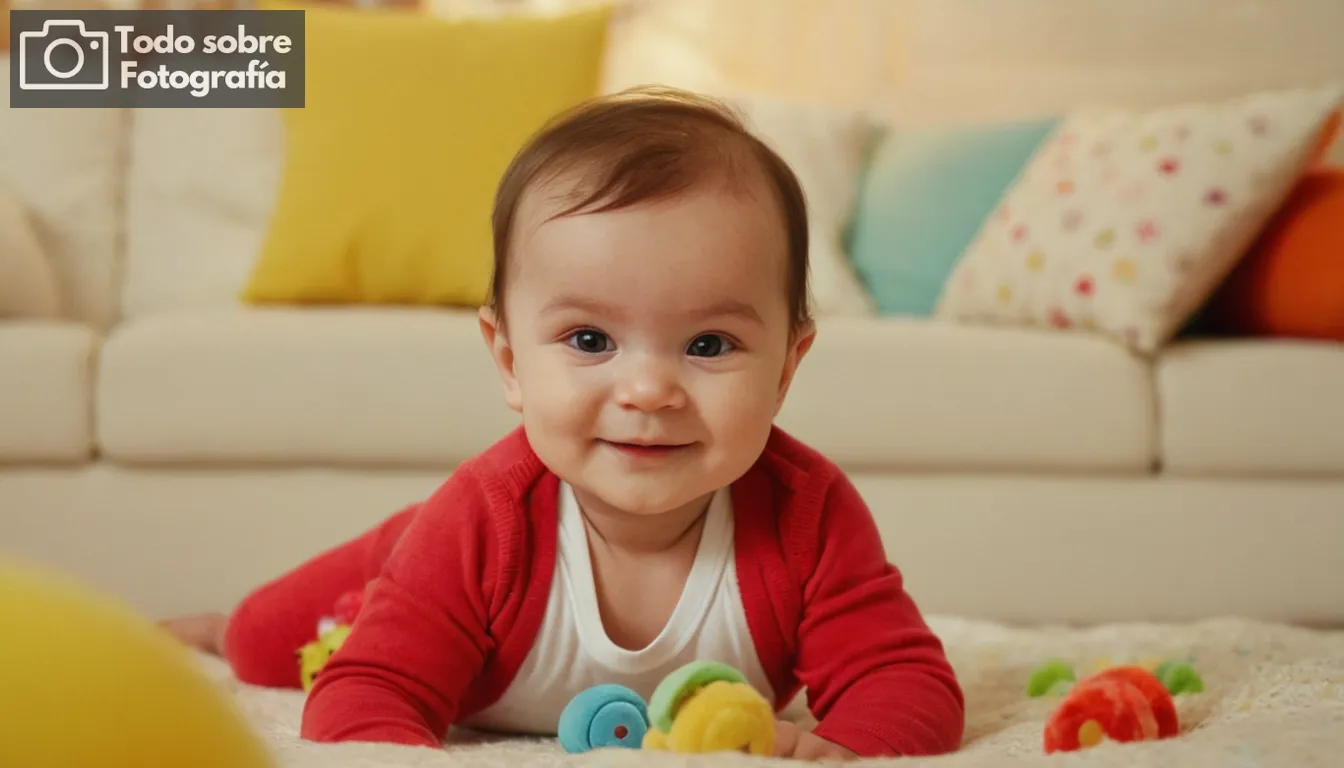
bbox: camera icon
[19,19,110,91]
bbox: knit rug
[199,616,1344,767]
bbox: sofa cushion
[729,94,880,318]
[1157,340,1344,476]
[96,308,521,466]
[120,108,283,319]
[936,85,1343,356]
[777,317,1155,472]
[241,4,611,311]
[848,116,1057,317]
[0,322,97,462]
[0,61,125,329]
[0,184,61,319]
[1201,167,1344,342]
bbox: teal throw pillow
[847,117,1058,315]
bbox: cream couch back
[3,0,1342,329]
[614,0,1344,128]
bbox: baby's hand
[772,721,859,761]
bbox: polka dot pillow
[935,86,1344,354]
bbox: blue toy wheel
[557,684,648,753]
[588,700,646,749]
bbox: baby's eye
[687,334,735,358]
[566,329,614,354]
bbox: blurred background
[1,0,1342,631]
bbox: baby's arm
[300,471,498,747]
[794,473,965,758]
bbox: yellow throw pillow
[242,4,612,307]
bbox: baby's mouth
[599,439,694,458]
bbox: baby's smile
[598,439,698,462]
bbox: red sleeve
[795,472,965,757]
[224,504,417,689]
[300,466,502,747]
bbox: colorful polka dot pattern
[935,87,1344,353]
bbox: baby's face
[485,177,811,517]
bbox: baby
[165,85,964,760]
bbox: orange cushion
[1204,167,1344,340]
[1308,109,1341,165]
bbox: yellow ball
[0,561,277,768]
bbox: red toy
[1043,666,1180,753]
[331,585,369,626]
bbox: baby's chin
[535,438,747,516]
[569,473,721,519]
[581,484,712,518]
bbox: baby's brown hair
[489,85,811,333]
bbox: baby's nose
[614,356,687,412]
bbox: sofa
[2,0,1343,631]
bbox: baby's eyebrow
[692,299,763,325]
[540,295,619,319]
[539,295,764,325]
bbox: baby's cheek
[517,352,579,404]
[702,377,778,443]
[523,370,600,434]
[519,385,591,477]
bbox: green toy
[1154,661,1205,695]
[1028,659,1204,698]
[1027,660,1076,697]
[647,660,749,732]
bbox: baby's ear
[478,306,523,413]
[775,322,817,414]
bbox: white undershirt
[461,482,772,735]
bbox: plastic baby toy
[1028,658,1204,753]
[643,661,776,754]
[297,622,351,693]
[556,661,776,755]
[557,684,650,753]
[1028,657,1205,700]
[1043,665,1179,752]
[296,585,368,692]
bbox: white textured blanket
[201,617,1344,767]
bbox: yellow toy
[0,560,277,768]
[642,661,776,755]
[298,621,352,692]
[296,586,367,692]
